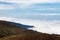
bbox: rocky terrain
[0,20,60,40]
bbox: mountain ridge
[0,20,60,40]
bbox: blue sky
[0,0,60,20]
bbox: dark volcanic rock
[0,20,60,40]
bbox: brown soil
[0,20,60,40]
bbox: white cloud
[16,14,60,16]
[0,0,60,9]
[33,14,60,16]
[32,6,59,10]
[34,8,56,10]
[17,3,32,9]
[0,4,16,10]
[0,0,16,2]
[1,0,60,3]
[0,17,60,34]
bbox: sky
[0,0,60,34]
[0,0,60,20]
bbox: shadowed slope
[0,20,60,40]
[0,20,38,38]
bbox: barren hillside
[0,20,60,40]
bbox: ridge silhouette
[0,20,34,29]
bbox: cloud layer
[0,1,60,13]
[0,17,60,34]
[0,4,16,10]
[1,0,60,3]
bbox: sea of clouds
[0,17,60,34]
